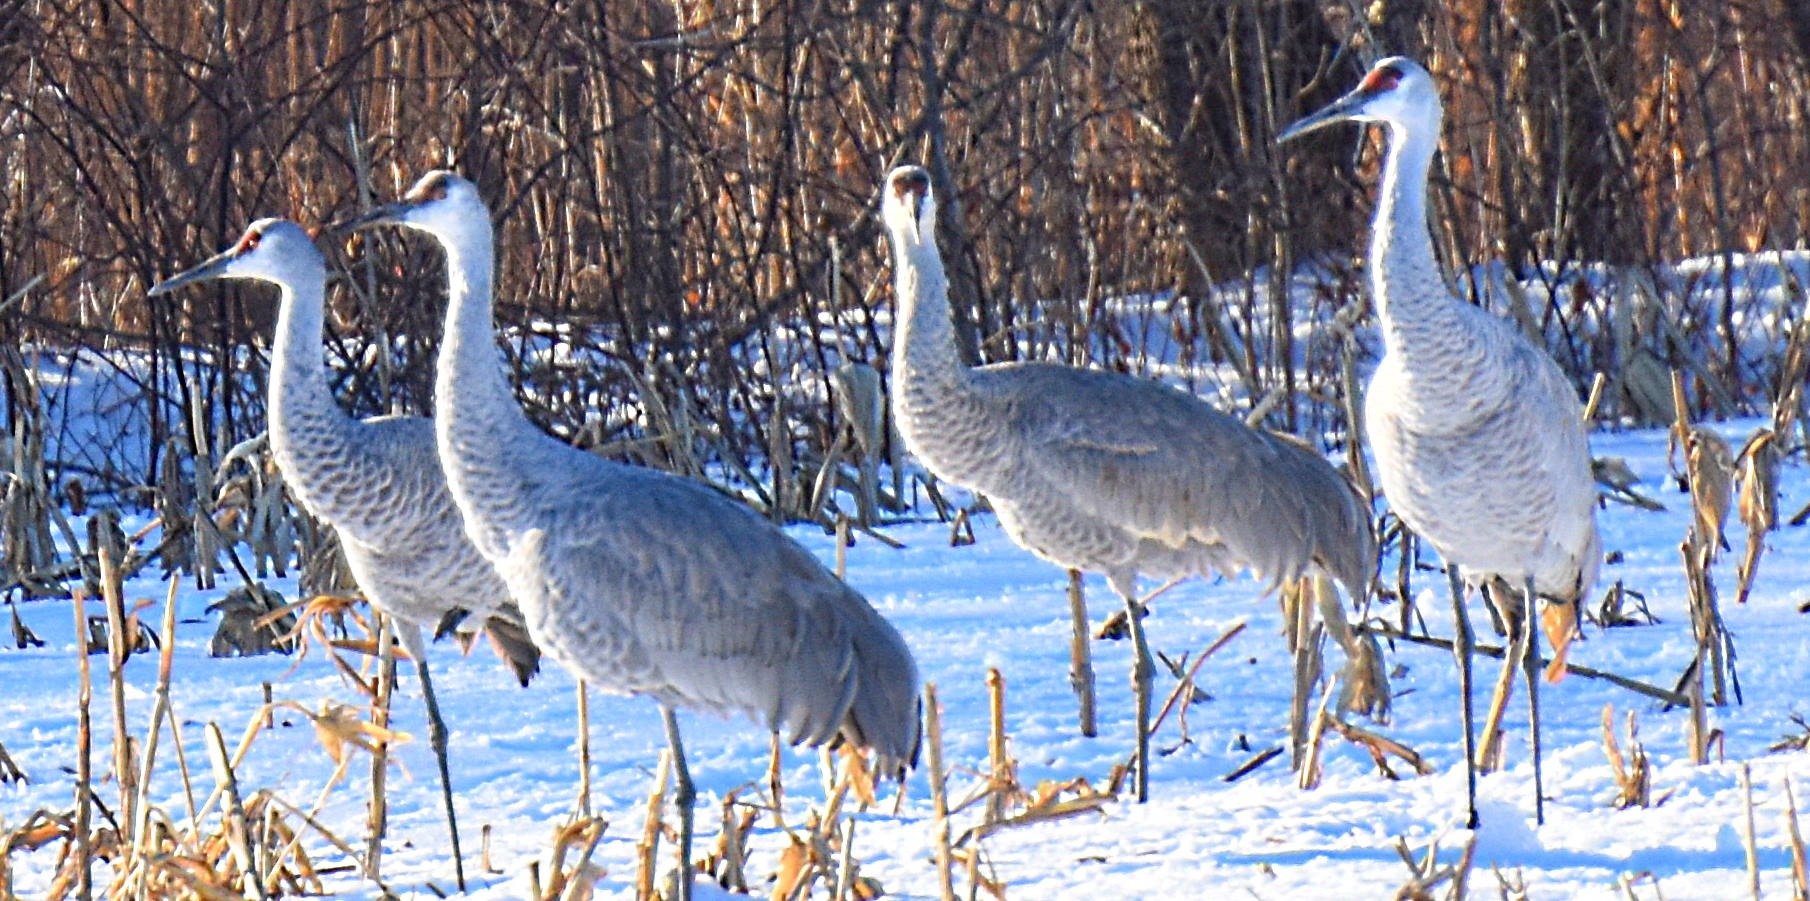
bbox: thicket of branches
[5,0,1810,503]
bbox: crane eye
[414,174,451,203]
[1361,64,1403,94]
[891,169,930,200]
[235,230,263,255]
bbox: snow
[4,418,1810,900]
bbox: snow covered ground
[4,419,1810,900]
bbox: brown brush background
[2,1,1805,501]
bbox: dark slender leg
[1523,575,1545,826]
[662,705,695,901]
[414,657,467,892]
[1448,566,1479,829]
[1118,583,1153,803]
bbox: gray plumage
[882,166,1373,614]
[880,164,1375,801]
[1280,56,1601,828]
[151,220,538,681]
[1297,60,1598,604]
[149,218,542,891]
[343,170,920,773]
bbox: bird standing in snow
[880,164,1375,802]
[340,171,921,901]
[150,218,543,891]
[1280,56,1600,827]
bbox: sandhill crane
[150,218,544,891]
[879,165,1376,803]
[339,171,921,901]
[1279,56,1601,827]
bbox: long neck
[435,222,538,558]
[266,273,363,519]
[891,239,969,400]
[889,236,1000,488]
[1369,121,1467,363]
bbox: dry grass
[1602,704,1674,810]
[1389,832,1476,901]
[0,565,414,901]
[9,1,1810,524]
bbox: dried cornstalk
[204,722,269,901]
[702,794,755,893]
[952,845,1007,901]
[1474,589,1531,774]
[97,544,138,849]
[127,576,183,898]
[0,742,25,785]
[983,668,1014,824]
[1288,614,1323,773]
[535,816,608,901]
[957,776,1112,846]
[1324,716,1431,779]
[1601,705,1669,809]
[1733,428,1779,605]
[766,733,788,831]
[831,363,885,526]
[633,750,671,901]
[1297,672,1338,791]
[1679,541,1733,708]
[1669,371,1734,562]
[924,684,955,901]
[1391,832,1476,901]
[73,592,94,901]
[1741,764,1761,900]
[1785,778,1807,901]
[364,613,395,882]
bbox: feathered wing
[1366,303,1598,605]
[476,609,543,688]
[985,363,1374,595]
[295,415,476,555]
[305,415,541,681]
[1510,331,1601,603]
[514,459,920,770]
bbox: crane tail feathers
[480,614,543,688]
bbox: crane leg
[414,656,468,893]
[1523,575,1545,826]
[1115,580,1153,804]
[661,705,696,901]
[1067,569,1098,738]
[1448,566,1479,830]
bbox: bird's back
[493,444,920,771]
[1365,300,1598,600]
[947,362,1374,596]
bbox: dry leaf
[770,835,815,901]
[307,702,412,765]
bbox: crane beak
[147,247,236,298]
[331,200,414,234]
[1277,87,1371,143]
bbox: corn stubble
[0,572,414,900]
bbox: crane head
[881,165,936,247]
[148,218,321,297]
[1276,56,1440,143]
[334,170,487,243]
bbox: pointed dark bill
[1277,87,1374,143]
[147,247,238,298]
